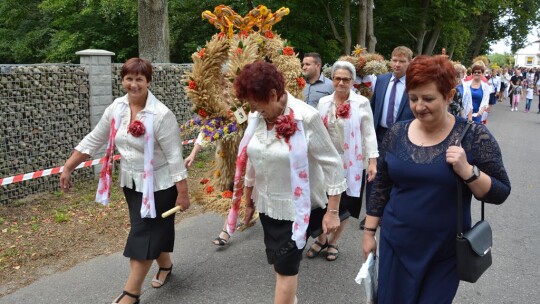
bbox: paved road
[1,98,539,304]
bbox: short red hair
[234,61,285,103]
[406,55,456,98]
[121,58,153,82]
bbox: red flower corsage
[336,103,351,119]
[275,108,298,143]
[128,120,145,137]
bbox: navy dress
[367,118,510,304]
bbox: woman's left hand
[367,160,377,182]
[175,193,190,212]
[175,179,190,211]
[446,144,471,179]
[322,212,340,235]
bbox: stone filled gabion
[1,63,193,205]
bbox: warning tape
[1,138,196,186]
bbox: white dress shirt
[75,92,188,192]
[244,93,347,221]
[380,75,406,128]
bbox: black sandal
[212,230,230,246]
[306,240,328,259]
[151,264,173,288]
[326,244,339,261]
[112,290,140,304]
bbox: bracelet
[327,209,339,214]
[363,227,377,232]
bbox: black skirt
[259,213,305,276]
[340,169,367,219]
[122,185,177,260]
[306,170,366,238]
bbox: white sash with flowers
[96,94,156,218]
[227,107,311,249]
[319,95,364,197]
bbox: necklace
[264,103,286,125]
[417,116,452,147]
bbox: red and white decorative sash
[227,108,311,249]
[96,95,156,218]
[320,96,364,197]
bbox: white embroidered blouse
[75,92,188,192]
[244,93,347,221]
[317,90,379,167]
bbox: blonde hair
[392,46,413,61]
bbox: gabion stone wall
[1,62,194,206]
[0,65,94,205]
[112,63,193,125]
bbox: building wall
[514,42,540,68]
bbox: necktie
[386,77,399,127]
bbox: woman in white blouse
[216,61,346,304]
[60,58,190,304]
[307,61,378,261]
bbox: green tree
[488,53,514,68]
[39,0,137,63]
[0,0,52,63]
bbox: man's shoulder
[319,74,334,86]
[374,73,391,85]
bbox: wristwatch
[464,165,480,184]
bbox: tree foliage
[0,0,539,65]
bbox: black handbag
[455,122,492,283]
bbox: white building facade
[514,40,540,68]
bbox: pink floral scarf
[96,95,156,218]
[320,96,364,197]
[227,106,311,249]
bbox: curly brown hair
[234,61,285,103]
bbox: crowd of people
[60,47,517,303]
[453,65,540,116]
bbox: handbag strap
[456,122,484,237]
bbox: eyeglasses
[333,77,352,83]
[473,71,483,75]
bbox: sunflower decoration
[182,4,303,211]
[333,44,389,99]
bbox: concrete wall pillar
[76,49,115,128]
[76,49,115,175]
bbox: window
[526,57,533,65]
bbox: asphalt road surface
[1,98,539,304]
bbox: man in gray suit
[362,46,415,229]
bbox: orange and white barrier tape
[1,138,196,186]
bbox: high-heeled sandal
[151,264,173,288]
[112,290,140,304]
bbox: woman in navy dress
[362,55,511,303]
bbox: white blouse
[244,93,347,221]
[318,91,379,167]
[75,91,188,192]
